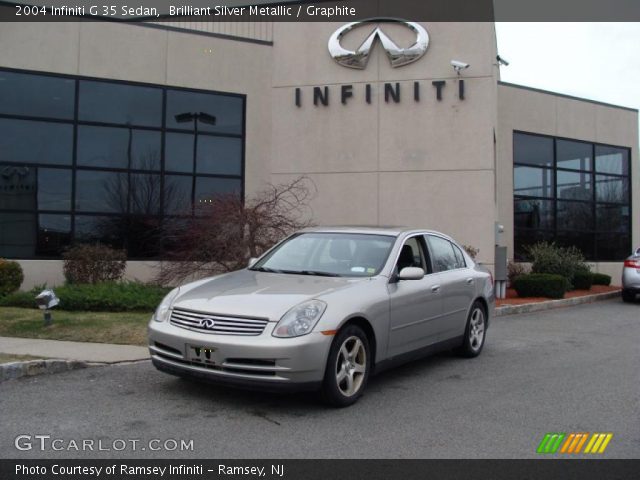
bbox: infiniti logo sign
[200,318,216,329]
[328,19,429,69]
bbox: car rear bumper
[622,267,640,291]
[148,319,332,388]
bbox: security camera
[451,60,470,74]
[496,55,510,66]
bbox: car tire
[321,325,371,407]
[622,289,636,303]
[456,301,487,358]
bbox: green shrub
[0,282,170,312]
[526,242,590,288]
[591,273,612,286]
[572,271,593,290]
[63,244,127,284]
[0,259,24,297]
[0,290,35,308]
[512,273,569,299]
[507,261,529,286]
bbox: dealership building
[0,12,638,288]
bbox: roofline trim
[498,81,638,113]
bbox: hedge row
[512,274,569,299]
[0,282,170,312]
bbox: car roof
[298,225,450,238]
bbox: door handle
[431,285,441,293]
[466,278,474,284]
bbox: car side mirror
[248,257,258,268]
[398,267,425,280]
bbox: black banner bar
[1,460,640,480]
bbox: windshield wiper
[250,266,283,273]
[296,270,341,277]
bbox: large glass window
[514,132,631,261]
[0,68,245,259]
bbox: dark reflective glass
[125,216,163,258]
[556,200,593,231]
[75,170,128,213]
[77,126,160,170]
[165,132,194,173]
[514,229,553,261]
[596,232,631,261]
[196,136,242,175]
[595,146,629,176]
[0,118,72,165]
[514,198,554,230]
[596,175,628,204]
[166,90,243,134]
[514,133,553,167]
[37,214,71,256]
[164,175,192,215]
[0,212,36,258]
[195,177,242,206]
[557,140,591,171]
[74,215,126,250]
[38,168,72,211]
[0,165,36,211]
[555,231,595,260]
[596,204,630,233]
[557,170,592,201]
[513,165,553,198]
[78,80,162,127]
[130,174,161,215]
[0,71,75,119]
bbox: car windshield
[251,232,396,277]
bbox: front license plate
[187,345,216,364]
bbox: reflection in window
[37,168,72,211]
[196,136,242,175]
[513,166,553,198]
[513,133,553,167]
[0,212,36,257]
[195,177,241,206]
[0,165,36,211]
[557,139,591,171]
[79,80,162,127]
[37,214,71,256]
[129,174,161,215]
[77,126,160,170]
[75,170,128,213]
[164,175,193,215]
[514,132,631,261]
[165,133,194,173]
[0,118,72,165]
[0,70,75,119]
[166,90,243,134]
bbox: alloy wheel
[469,308,485,351]
[335,336,367,397]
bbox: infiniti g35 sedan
[149,227,495,406]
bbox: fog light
[35,289,59,326]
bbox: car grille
[169,308,268,335]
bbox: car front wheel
[321,325,370,407]
[457,301,487,358]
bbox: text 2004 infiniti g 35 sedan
[149,227,494,406]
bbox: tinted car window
[452,244,466,269]
[426,235,458,273]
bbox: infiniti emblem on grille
[200,317,216,329]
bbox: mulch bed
[496,285,620,307]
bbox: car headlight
[153,288,180,322]
[273,300,327,338]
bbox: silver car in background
[149,227,494,406]
[622,247,640,302]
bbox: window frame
[0,66,246,260]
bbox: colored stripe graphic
[538,432,613,454]
[537,433,565,454]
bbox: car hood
[171,269,368,321]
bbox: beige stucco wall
[496,83,639,281]
[270,22,499,268]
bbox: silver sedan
[149,227,495,406]
[622,247,640,302]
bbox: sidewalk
[0,336,149,364]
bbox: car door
[424,235,476,341]
[387,235,443,358]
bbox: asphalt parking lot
[1,299,638,459]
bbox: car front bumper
[148,318,333,390]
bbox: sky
[494,23,640,111]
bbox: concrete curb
[495,290,621,317]
[0,359,92,383]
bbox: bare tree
[156,176,316,284]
